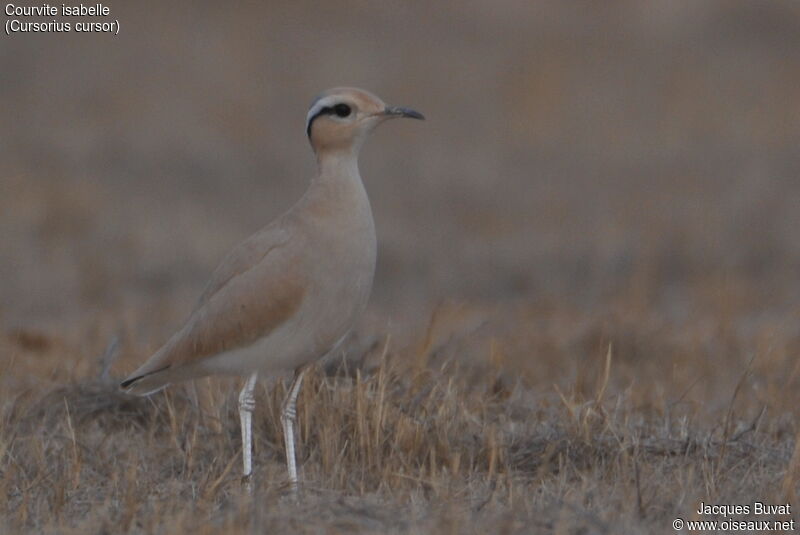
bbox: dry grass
[2,295,799,533]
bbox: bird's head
[306,87,424,156]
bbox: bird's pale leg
[239,372,258,490]
[280,367,308,495]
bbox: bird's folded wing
[197,224,290,306]
[158,224,306,368]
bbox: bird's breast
[287,177,376,357]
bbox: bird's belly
[301,238,375,357]
[202,236,375,376]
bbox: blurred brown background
[3,4,800,530]
[2,0,800,363]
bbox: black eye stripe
[306,107,330,137]
[306,103,353,137]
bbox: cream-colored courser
[120,87,423,492]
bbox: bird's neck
[314,148,361,184]
[300,148,371,224]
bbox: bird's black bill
[384,106,425,120]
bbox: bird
[120,87,424,494]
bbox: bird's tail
[120,365,172,396]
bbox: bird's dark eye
[333,104,351,117]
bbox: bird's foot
[278,478,300,502]
[241,472,254,493]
